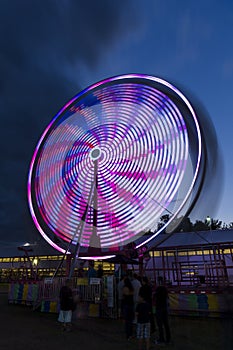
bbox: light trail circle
[28,74,203,255]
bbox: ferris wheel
[28,74,205,258]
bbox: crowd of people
[118,273,171,349]
[58,264,171,349]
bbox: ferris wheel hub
[90,147,102,161]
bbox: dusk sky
[1,0,233,256]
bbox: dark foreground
[1,292,233,350]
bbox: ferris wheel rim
[28,73,203,255]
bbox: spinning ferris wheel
[28,74,205,258]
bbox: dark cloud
[0,0,137,254]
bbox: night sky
[1,0,233,256]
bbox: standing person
[154,284,171,345]
[122,277,135,340]
[97,264,104,278]
[135,294,151,350]
[87,260,97,280]
[131,273,142,323]
[139,276,156,334]
[131,273,142,305]
[77,261,85,277]
[58,279,74,332]
[117,276,125,318]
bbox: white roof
[153,229,233,249]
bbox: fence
[8,276,118,319]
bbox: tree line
[157,214,233,232]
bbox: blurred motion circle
[28,74,206,255]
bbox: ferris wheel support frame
[68,159,99,278]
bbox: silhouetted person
[135,294,151,350]
[77,261,85,277]
[139,276,156,334]
[58,279,74,331]
[154,284,171,344]
[131,273,142,323]
[117,276,125,318]
[122,277,134,340]
[97,264,104,278]
[87,261,97,280]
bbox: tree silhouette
[157,214,170,231]
[156,215,225,233]
[193,220,210,231]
